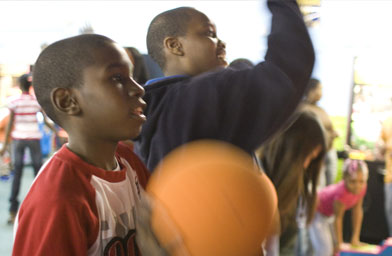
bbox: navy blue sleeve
[166,0,315,153]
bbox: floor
[0,166,35,256]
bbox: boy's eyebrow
[206,22,216,31]
[105,62,134,75]
[106,62,129,70]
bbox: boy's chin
[218,59,228,67]
[121,129,142,142]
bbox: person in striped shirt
[0,73,55,224]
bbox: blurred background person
[377,116,392,237]
[0,108,12,180]
[257,110,327,256]
[302,78,339,188]
[309,159,368,256]
[125,46,149,85]
[0,73,56,224]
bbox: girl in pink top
[309,159,368,256]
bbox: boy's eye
[206,31,216,38]
[111,74,124,82]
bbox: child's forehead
[91,42,123,55]
[91,43,130,63]
[84,43,133,75]
[187,10,216,29]
[346,169,365,180]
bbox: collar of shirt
[144,75,189,86]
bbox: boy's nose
[218,39,226,49]
[128,77,145,98]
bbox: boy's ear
[51,88,81,115]
[163,37,184,56]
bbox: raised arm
[217,0,314,150]
[265,0,315,94]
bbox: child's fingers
[151,199,190,255]
[135,191,170,256]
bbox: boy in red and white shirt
[12,34,150,256]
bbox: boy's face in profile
[179,10,227,76]
[76,42,146,141]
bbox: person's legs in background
[385,182,392,236]
[308,212,333,256]
[296,225,311,256]
[8,140,26,224]
[27,139,43,176]
[295,198,312,256]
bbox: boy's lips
[131,106,146,121]
[217,54,226,60]
[217,49,227,65]
[217,49,226,59]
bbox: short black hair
[19,74,32,92]
[146,7,196,69]
[33,34,114,125]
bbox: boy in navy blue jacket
[134,0,315,171]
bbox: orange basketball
[147,140,277,256]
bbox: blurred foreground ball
[147,140,277,256]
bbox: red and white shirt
[7,92,42,140]
[12,142,150,256]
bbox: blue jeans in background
[385,182,392,237]
[9,139,42,214]
[308,212,335,256]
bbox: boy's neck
[163,58,193,77]
[66,137,119,171]
[164,69,190,77]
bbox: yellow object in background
[297,0,321,6]
[349,151,366,161]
